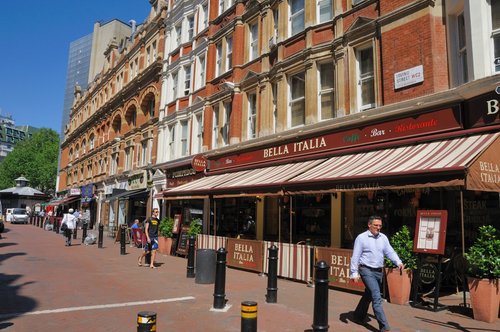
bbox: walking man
[350,215,404,332]
[138,208,160,268]
[61,208,77,246]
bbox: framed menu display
[413,210,448,255]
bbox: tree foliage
[0,128,59,195]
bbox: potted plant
[158,217,174,255]
[464,225,500,323]
[384,225,417,305]
[188,218,202,237]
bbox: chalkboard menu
[176,226,191,255]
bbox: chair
[131,228,147,248]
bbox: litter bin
[195,249,216,284]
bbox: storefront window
[215,197,256,239]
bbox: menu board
[176,226,191,255]
[413,210,448,255]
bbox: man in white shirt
[61,208,77,246]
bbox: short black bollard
[186,235,195,278]
[312,260,330,332]
[213,247,227,309]
[120,225,126,255]
[266,245,278,303]
[241,301,257,332]
[73,226,77,239]
[137,311,156,332]
[98,224,104,248]
[81,223,88,243]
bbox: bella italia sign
[226,238,264,273]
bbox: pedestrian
[138,208,160,268]
[61,208,77,246]
[349,215,404,332]
[131,219,141,229]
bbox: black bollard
[241,301,257,332]
[266,245,278,303]
[82,223,88,243]
[186,235,195,278]
[137,311,156,332]
[312,260,330,332]
[120,225,126,255]
[73,226,77,239]
[213,247,227,309]
[55,219,59,233]
[98,224,104,248]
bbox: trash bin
[195,249,216,284]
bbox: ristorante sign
[210,107,461,171]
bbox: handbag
[61,223,68,232]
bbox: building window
[212,105,219,149]
[492,0,500,72]
[272,83,278,133]
[172,71,178,100]
[176,24,182,46]
[193,113,203,154]
[249,23,259,61]
[188,16,195,40]
[146,46,151,66]
[319,62,335,120]
[184,65,191,95]
[318,0,332,23]
[110,153,118,175]
[248,93,257,139]
[356,46,375,111]
[216,42,223,77]
[197,55,206,89]
[219,0,232,15]
[226,37,233,71]
[169,125,176,160]
[222,101,231,146]
[125,146,134,171]
[152,41,157,60]
[141,140,150,166]
[180,121,189,156]
[289,72,305,127]
[290,0,305,36]
[89,134,95,150]
[201,3,208,30]
[149,99,155,117]
[457,13,468,84]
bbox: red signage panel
[226,238,264,273]
[315,247,365,291]
[210,107,462,171]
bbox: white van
[9,208,29,224]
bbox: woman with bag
[61,208,77,246]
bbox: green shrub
[188,218,202,236]
[385,225,417,270]
[464,225,500,279]
[158,217,174,238]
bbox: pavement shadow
[339,311,378,332]
[0,242,16,249]
[415,316,500,332]
[0,273,37,325]
[0,322,14,330]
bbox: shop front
[158,85,500,290]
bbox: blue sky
[0,1,151,133]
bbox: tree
[0,128,59,195]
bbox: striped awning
[160,133,500,197]
[162,159,325,195]
[287,133,499,186]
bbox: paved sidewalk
[0,223,499,332]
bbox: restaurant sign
[210,107,461,171]
[226,238,264,273]
[315,247,364,291]
[128,170,148,190]
[464,89,500,128]
[467,136,500,192]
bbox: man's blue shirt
[350,230,402,278]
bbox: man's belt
[359,264,383,272]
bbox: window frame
[288,72,306,128]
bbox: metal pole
[289,196,293,243]
[266,245,278,303]
[213,247,227,309]
[187,235,195,278]
[241,301,257,332]
[120,225,126,255]
[460,190,465,256]
[312,260,329,332]
[73,225,77,239]
[98,224,104,248]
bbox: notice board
[176,226,190,255]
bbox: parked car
[10,208,29,224]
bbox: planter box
[158,237,173,255]
[468,277,500,323]
[385,268,412,305]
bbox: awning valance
[160,133,500,197]
[106,189,149,202]
[49,195,81,206]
